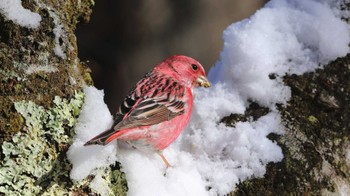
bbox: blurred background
[76,0,267,112]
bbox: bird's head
[155,55,211,88]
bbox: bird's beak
[196,76,211,88]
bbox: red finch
[84,55,211,167]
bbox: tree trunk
[233,55,350,195]
[0,0,127,195]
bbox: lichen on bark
[0,0,127,195]
[0,93,84,194]
[0,0,94,142]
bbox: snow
[68,0,349,195]
[67,87,116,180]
[30,0,67,58]
[0,0,41,28]
[53,24,67,59]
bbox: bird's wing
[114,96,185,130]
[84,72,188,146]
[114,74,187,130]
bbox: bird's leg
[158,151,171,168]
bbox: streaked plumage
[84,55,210,167]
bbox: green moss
[0,97,23,136]
[307,115,319,125]
[0,92,84,195]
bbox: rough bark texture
[0,0,127,195]
[230,55,350,195]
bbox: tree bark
[0,0,128,195]
[232,55,350,195]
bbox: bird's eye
[191,64,198,71]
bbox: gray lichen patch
[89,165,128,196]
[0,92,84,195]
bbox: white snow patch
[0,0,41,28]
[53,24,66,59]
[68,0,350,195]
[118,148,209,196]
[67,87,115,180]
[209,0,349,107]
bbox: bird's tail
[84,128,123,146]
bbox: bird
[84,55,211,167]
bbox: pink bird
[84,55,211,167]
